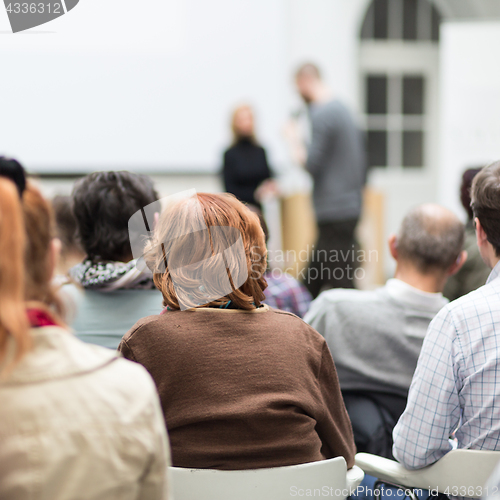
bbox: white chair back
[170,457,364,500]
[356,450,500,498]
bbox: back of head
[0,178,30,374]
[22,183,63,316]
[471,160,500,256]
[0,156,26,197]
[460,167,483,220]
[146,193,267,310]
[52,195,83,257]
[72,171,159,262]
[397,204,465,274]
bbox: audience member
[265,269,313,318]
[393,160,500,468]
[222,104,275,209]
[305,204,465,458]
[0,167,170,500]
[69,171,163,349]
[51,195,85,278]
[249,205,312,317]
[51,195,86,324]
[290,63,366,297]
[118,193,355,470]
[443,167,491,300]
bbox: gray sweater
[304,279,449,398]
[306,100,366,222]
[71,288,164,349]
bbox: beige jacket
[0,326,171,500]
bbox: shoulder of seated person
[315,287,375,304]
[122,314,164,341]
[268,308,330,340]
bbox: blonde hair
[145,193,268,310]
[0,179,30,374]
[231,104,257,145]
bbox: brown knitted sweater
[118,305,355,470]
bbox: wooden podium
[278,188,385,288]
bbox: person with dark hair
[443,167,490,300]
[68,171,164,349]
[305,204,466,458]
[393,160,500,469]
[52,195,86,277]
[118,193,356,470]
[0,168,171,500]
[0,156,26,196]
[222,104,275,209]
[287,63,366,297]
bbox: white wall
[0,0,373,175]
[286,0,369,113]
[438,21,500,217]
[0,0,290,173]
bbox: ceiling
[432,0,500,19]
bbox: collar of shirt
[385,278,448,311]
[486,260,500,284]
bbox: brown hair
[471,160,500,256]
[23,183,64,319]
[145,193,267,310]
[0,179,30,374]
[52,195,82,256]
[295,62,322,80]
[231,104,257,145]
[460,167,483,220]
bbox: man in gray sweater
[304,204,466,456]
[294,63,366,297]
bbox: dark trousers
[305,218,359,299]
[342,390,408,460]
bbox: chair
[170,457,364,500]
[355,450,500,499]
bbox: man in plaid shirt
[393,160,500,468]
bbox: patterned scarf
[69,259,155,291]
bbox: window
[360,0,441,170]
[365,74,425,169]
[361,0,441,41]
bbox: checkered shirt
[393,261,500,469]
[264,271,312,318]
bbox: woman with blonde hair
[118,192,355,471]
[222,104,274,208]
[0,159,171,500]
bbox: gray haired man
[304,204,466,457]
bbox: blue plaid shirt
[393,261,500,469]
[264,271,312,318]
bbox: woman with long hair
[222,104,275,208]
[0,159,171,500]
[118,192,355,470]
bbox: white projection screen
[0,0,289,173]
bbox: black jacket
[222,138,272,207]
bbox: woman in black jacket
[222,104,274,208]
